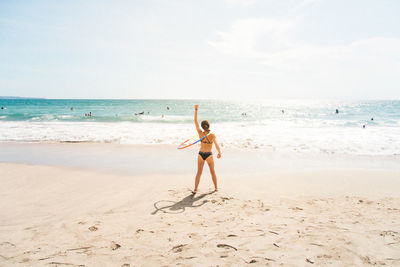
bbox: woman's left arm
[214,136,222,158]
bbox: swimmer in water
[192,104,221,194]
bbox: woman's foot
[192,190,197,194]
[214,188,218,192]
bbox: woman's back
[199,132,215,152]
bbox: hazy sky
[1,0,399,99]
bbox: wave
[1,113,196,123]
[0,121,399,156]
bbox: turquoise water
[0,99,399,125]
[0,99,399,155]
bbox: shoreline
[1,142,399,176]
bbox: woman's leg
[206,156,218,191]
[194,155,205,193]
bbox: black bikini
[199,132,213,160]
[201,134,212,144]
[199,151,213,160]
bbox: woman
[193,104,222,194]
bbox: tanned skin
[193,104,221,193]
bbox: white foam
[0,120,399,155]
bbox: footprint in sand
[171,244,187,253]
[88,226,98,232]
[0,242,16,248]
[111,242,121,251]
[217,243,237,251]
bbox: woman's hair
[201,120,210,131]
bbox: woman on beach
[193,104,222,194]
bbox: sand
[0,144,400,266]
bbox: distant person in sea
[363,125,366,128]
[281,109,285,114]
[192,104,222,194]
[1,107,4,110]
[371,117,374,121]
[70,107,74,111]
[161,114,165,118]
[167,106,170,110]
[336,109,339,114]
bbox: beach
[1,143,399,266]
[2,0,400,264]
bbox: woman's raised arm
[194,105,201,133]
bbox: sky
[0,0,399,99]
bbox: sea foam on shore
[1,99,399,155]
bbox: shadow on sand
[152,191,215,215]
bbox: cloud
[206,16,400,98]
[207,18,296,58]
[208,17,400,72]
[224,0,257,6]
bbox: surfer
[192,104,221,194]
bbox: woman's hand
[194,104,199,110]
[217,153,221,159]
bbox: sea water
[0,99,399,156]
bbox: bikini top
[201,131,212,144]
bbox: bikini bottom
[199,151,212,160]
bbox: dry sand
[1,161,399,266]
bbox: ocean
[0,99,399,156]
